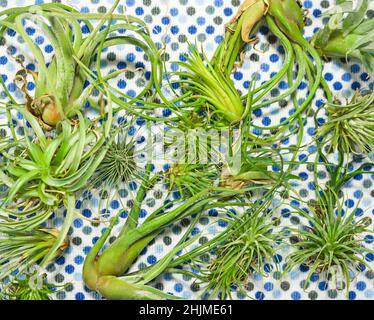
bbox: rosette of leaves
[311,0,374,72]
[317,91,374,156]
[167,191,284,299]
[0,106,112,294]
[172,0,324,145]
[0,271,66,300]
[285,191,373,294]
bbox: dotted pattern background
[0,0,373,300]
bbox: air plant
[285,191,373,294]
[169,192,284,299]
[312,90,374,209]
[90,129,139,189]
[173,44,246,124]
[82,163,267,299]
[169,0,324,144]
[0,228,69,283]
[0,1,163,127]
[317,91,374,156]
[311,0,374,73]
[165,163,219,199]
[0,104,113,292]
[0,272,64,300]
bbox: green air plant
[162,122,299,200]
[0,1,164,127]
[0,228,69,283]
[0,105,113,292]
[165,163,219,199]
[90,128,139,189]
[169,0,325,142]
[317,91,374,156]
[82,163,266,299]
[285,191,373,294]
[0,272,65,300]
[311,0,374,73]
[168,192,284,299]
[312,90,374,209]
[173,44,246,125]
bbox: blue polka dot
[197,17,205,25]
[333,82,343,90]
[318,281,328,291]
[324,73,333,81]
[304,1,312,8]
[349,291,356,300]
[147,255,157,265]
[351,64,360,73]
[82,209,92,218]
[73,219,83,228]
[74,256,84,264]
[171,25,179,34]
[0,56,8,65]
[313,9,321,17]
[206,25,215,34]
[262,117,271,126]
[135,7,144,15]
[291,291,301,300]
[270,54,279,63]
[188,25,197,34]
[175,283,183,292]
[255,291,265,300]
[170,8,178,16]
[45,45,53,53]
[75,292,85,300]
[224,8,233,16]
[56,256,65,265]
[65,264,75,274]
[342,73,351,81]
[264,282,274,291]
[110,200,119,209]
[356,281,366,291]
[7,28,16,37]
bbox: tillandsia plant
[312,90,374,209]
[0,228,69,283]
[311,0,374,73]
[285,190,373,294]
[168,191,284,299]
[0,103,114,296]
[165,163,219,199]
[0,271,66,300]
[89,127,140,189]
[169,0,325,143]
[317,91,374,156]
[163,122,300,200]
[0,1,165,127]
[172,44,246,125]
[82,163,270,299]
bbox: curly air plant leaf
[311,0,374,73]
[172,0,325,147]
[317,91,374,156]
[0,1,163,127]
